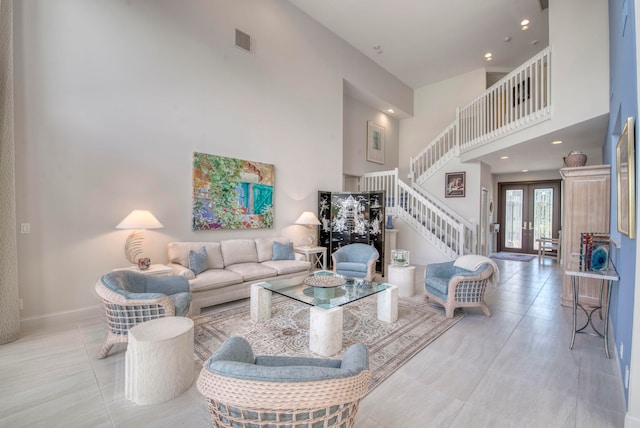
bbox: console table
[565,259,619,358]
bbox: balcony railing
[410,46,552,184]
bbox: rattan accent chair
[331,243,379,282]
[197,336,371,428]
[94,270,191,359]
[424,260,494,318]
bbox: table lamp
[295,211,321,247]
[116,210,164,265]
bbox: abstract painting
[192,152,274,230]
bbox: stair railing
[409,46,552,184]
[359,169,468,257]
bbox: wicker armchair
[424,259,495,318]
[94,270,191,359]
[197,336,371,428]
[331,243,379,281]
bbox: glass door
[498,181,560,254]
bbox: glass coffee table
[250,271,398,356]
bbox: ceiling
[287,0,608,175]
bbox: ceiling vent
[235,29,252,53]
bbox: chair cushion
[169,292,192,316]
[205,337,369,383]
[425,276,450,300]
[272,241,295,261]
[189,246,209,275]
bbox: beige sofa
[167,238,311,314]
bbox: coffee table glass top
[258,271,390,310]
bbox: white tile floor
[0,258,627,427]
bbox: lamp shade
[116,210,164,230]
[295,211,321,226]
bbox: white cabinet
[560,165,611,307]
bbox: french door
[498,181,561,254]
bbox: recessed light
[485,52,492,58]
[521,25,529,31]
[521,19,530,26]
[522,169,529,172]
[486,57,493,62]
[500,156,509,160]
[504,36,512,42]
[531,40,539,46]
[551,140,563,145]
[387,109,395,114]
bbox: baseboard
[20,304,103,334]
[625,413,640,428]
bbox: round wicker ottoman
[125,317,194,405]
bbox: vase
[386,215,394,229]
[137,258,151,270]
[563,151,587,167]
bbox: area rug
[193,295,463,393]
[490,252,536,262]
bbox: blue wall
[607,0,638,406]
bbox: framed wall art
[616,116,636,238]
[367,121,385,164]
[445,171,466,198]
[192,152,274,230]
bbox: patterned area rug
[193,295,464,393]
[490,252,536,262]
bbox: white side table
[387,264,416,297]
[113,264,172,276]
[294,246,327,270]
[125,317,194,404]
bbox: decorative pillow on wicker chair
[272,241,295,261]
[189,246,209,275]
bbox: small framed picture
[366,121,385,164]
[445,172,465,198]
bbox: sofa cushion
[255,237,291,262]
[225,263,277,281]
[261,260,311,275]
[272,241,295,261]
[168,242,224,269]
[221,239,258,266]
[189,246,208,275]
[189,269,244,292]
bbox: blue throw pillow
[189,246,208,275]
[272,241,295,261]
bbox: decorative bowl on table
[303,275,346,288]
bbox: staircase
[359,46,552,258]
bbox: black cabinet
[318,191,385,275]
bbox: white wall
[13,0,412,319]
[343,94,399,176]
[399,68,486,180]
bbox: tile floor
[0,258,627,427]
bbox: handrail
[459,46,552,152]
[409,121,457,184]
[409,46,552,184]
[359,169,468,257]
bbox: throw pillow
[189,246,208,275]
[272,241,295,261]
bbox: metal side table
[565,259,619,358]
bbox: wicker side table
[125,317,195,404]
